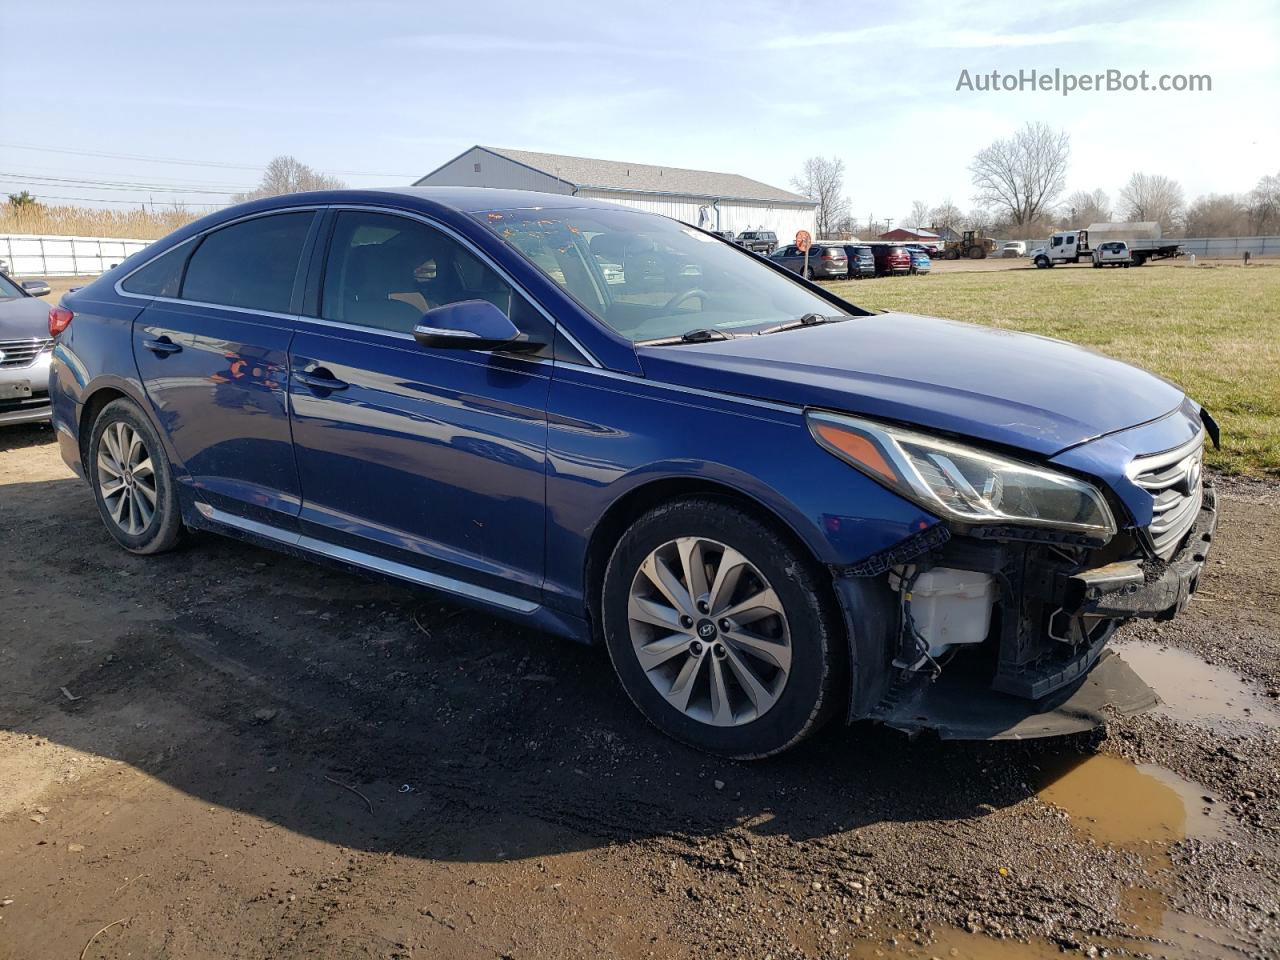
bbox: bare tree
[1183,194,1249,237]
[907,200,931,229]
[1118,173,1184,233]
[928,201,963,235]
[969,122,1070,227]
[966,207,993,235]
[792,156,851,238]
[1247,171,1280,234]
[831,213,858,237]
[233,156,347,202]
[1062,189,1111,225]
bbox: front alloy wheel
[627,537,791,727]
[603,499,843,758]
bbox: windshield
[477,207,852,342]
[0,273,23,300]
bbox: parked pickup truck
[1092,241,1133,267]
[736,230,778,255]
[1033,222,1182,268]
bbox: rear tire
[602,499,844,759]
[88,398,183,555]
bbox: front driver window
[320,211,554,357]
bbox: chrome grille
[1129,433,1206,560]
[0,337,53,369]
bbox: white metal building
[414,146,817,238]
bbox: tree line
[792,124,1280,241]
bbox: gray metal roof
[448,146,816,206]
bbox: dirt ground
[2,422,1279,960]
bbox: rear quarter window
[120,243,191,298]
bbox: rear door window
[182,212,314,313]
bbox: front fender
[543,364,939,615]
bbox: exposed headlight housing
[807,411,1117,540]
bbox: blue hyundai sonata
[48,188,1217,756]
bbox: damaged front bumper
[835,485,1218,740]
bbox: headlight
[807,411,1116,539]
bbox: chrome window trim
[297,315,416,342]
[114,204,322,307]
[110,202,600,367]
[116,292,300,324]
[195,504,540,613]
[292,314,555,370]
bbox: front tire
[602,499,844,758]
[1035,256,1051,269]
[89,398,183,555]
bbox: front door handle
[143,337,182,356]
[295,368,349,391]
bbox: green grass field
[827,263,1280,477]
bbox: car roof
[130,186,672,257]
[236,186,632,217]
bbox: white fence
[0,234,152,278]
[1178,236,1280,258]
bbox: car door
[128,210,316,524]
[287,208,555,605]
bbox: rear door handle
[295,368,349,391]
[143,337,182,356]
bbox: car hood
[636,312,1185,457]
[0,297,50,339]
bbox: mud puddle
[847,929,1073,958]
[1037,752,1224,847]
[1116,639,1280,732]
[1115,885,1258,959]
[1030,753,1252,958]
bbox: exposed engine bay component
[843,483,1217,739]
[890,565,996,659]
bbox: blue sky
[2,0,1276,223]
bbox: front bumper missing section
[1069,486,1217,621]
[874,650,1157,739]
[839,486,1217,740]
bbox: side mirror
[22,280,51,297]
[413,299,542,353]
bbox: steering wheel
[662,288,708,312]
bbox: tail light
[49,305,74,337]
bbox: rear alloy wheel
[89,398,183,554]
[602,500,842,758]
